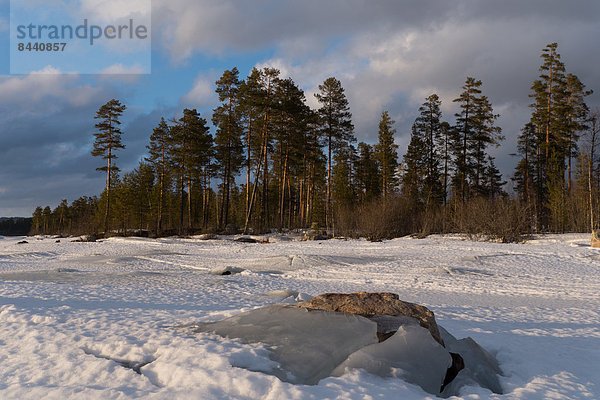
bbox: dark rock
[17,240,28,244]
[298,292,444,346]
[439,326,503,395]
[73,235,98,243]
[210,266,245,275]
[441,352,465,392]
[234,236,257,243]
[304,231,329,241]
[368,314,421,342]
[303,223,329,241]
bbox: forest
[30,43,600,242]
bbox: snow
[0,233,599,399]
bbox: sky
[1,0,599,217]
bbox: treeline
[31,43,600,241]
[0,218,32,236]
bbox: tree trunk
[244,125,268,234]
[187,178,193,231]
[246,117,252,222]
[326,133,332,230]
[179,173,185,234]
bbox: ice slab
[195,305,378,385]
[332,324,451,395]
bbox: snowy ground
[0,233,599,399]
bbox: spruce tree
[375,111,399,201]
[331,145,357,209]
[452,78,502,201]
[413,96,444,206]
[484,157,506,198]
[91,99,126,237]
[401,125,427,211]
[471,95,503,195]
[315,77,355,230]
[355,142,380,203]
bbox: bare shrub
[451,198,532,243]
[356,197,416,241]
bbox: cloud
[180,73,218,109]
[151,0,456,62]
[99,64,147,81]
[0,71,123,215]
[77,0,151,23]
[3,0,600,215]
[0,68,107,115]
[246,3,600,180]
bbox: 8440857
[17,42,67,52]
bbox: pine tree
[91,99,126,237]
[55,199,69,235]
[375,111,399,201]
[528,43,590,229]
[315,77,355,230]
[42,206,52,235]
[452,77,481,202]
[146,118,171,234]
[513,122,537,206]
[32,206,43,235]
[564,73,592,191]
[438,121,453,205]
[169,109,213,233]
[243,67,280,232]
[213,67,244,229]
[272,77,312,229]
[238,68,264,219]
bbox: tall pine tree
[91,99,126,236]
[213,68,244,229]
[146,118,171,234]
[315,77,355,230]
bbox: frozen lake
[1,233,599,399]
